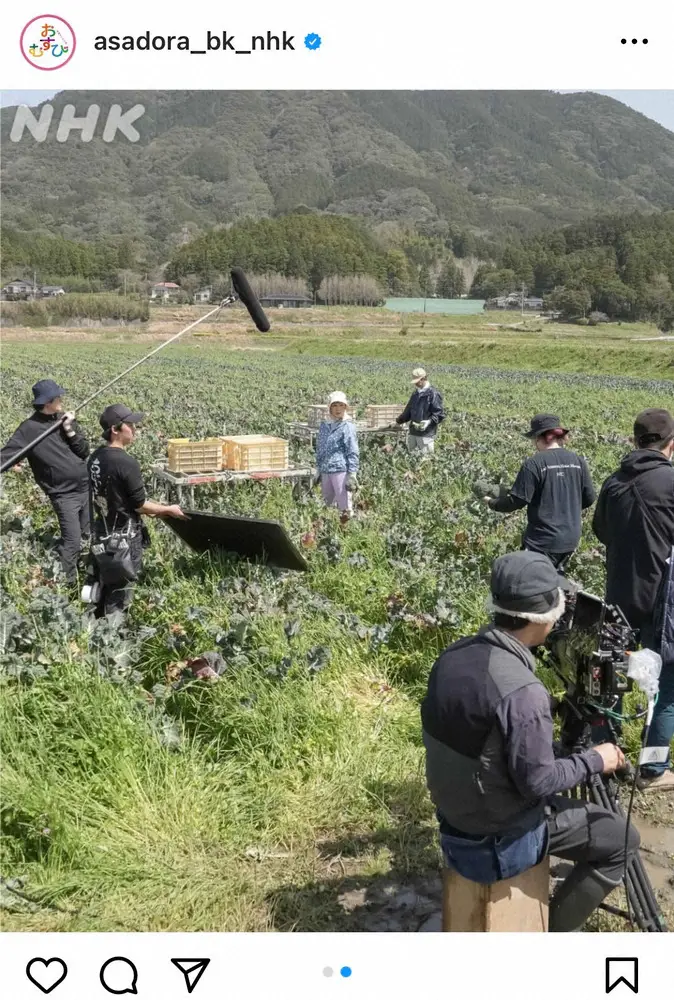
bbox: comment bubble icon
[100,957,139,995]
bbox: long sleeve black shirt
[1,411,90,496]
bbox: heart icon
[26,958,68,994]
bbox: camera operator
[483,414,596,572]
[422,551,640,932]
[593,408,674,792]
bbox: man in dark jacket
[396,367,445,455]
[88,403,185,618]
[1,379,90,584]
[422,551,639,931]
[485,414,596,572]
[593,408,674,792]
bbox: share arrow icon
[171,958,211,994]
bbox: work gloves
[473,480,509,504]
[62,412,77,438]
[345,473,358,492]
[311,470,322,488]
[412,419,431,432]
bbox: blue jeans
[643,655,674,776]
[440,820,547,884]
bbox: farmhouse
[484,294,545,311]
[194,287,212,304]
[150,281,181,302]
[41,285,66,297]
[1,278,38,300]
[258,293,313,309]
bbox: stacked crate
[222,435,289,472]
[306,404,330,428]
[365,404,404,428]
[167,438,225,473]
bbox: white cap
[411,367,427,384]
[328,391,348,407]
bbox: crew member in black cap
[483,414,596,572]
[0,379,90,584]
[87,403,185,618]
[593,408,674,792]
[422,550,639,931]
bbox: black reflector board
[166,509,308,572]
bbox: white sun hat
[328,391,349,407]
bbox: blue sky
[1,89,673,132]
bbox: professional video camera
[545,587,637,750]
[542,584,666,932]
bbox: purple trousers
[321,472,353,512]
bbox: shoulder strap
[626,474,661,533]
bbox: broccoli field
[1,332,673,932]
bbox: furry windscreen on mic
[230,267,271,332]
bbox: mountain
[2,90,674,263]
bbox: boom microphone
[0,301,230,475]
[230,267,271,333]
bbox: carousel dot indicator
[340,967,352,978]
[323,967,334,978]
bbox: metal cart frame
[150,464,314,506]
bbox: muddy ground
[276,794,673,933]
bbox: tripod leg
[600,778,665,931]
[585,774,666,932]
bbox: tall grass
[2,295,149,327]
[0,631,426,931]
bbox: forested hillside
[473,212,674,323]
[2,90,674,265]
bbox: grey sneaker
[638,771,674,793]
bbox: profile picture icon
[20,15,76,71]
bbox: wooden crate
[365,404,404,428]
[222,435,289,472]
[307,405,330,428]
[441,858,549,932]
[167,438,225,473]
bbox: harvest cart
[150,463,314,506]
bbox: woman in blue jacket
[316,391,359,515]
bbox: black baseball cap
[634,409,674,447]
[32,379,67,406]
[524,414,569,439]
[489,551,567,621]
[99,403,145,431]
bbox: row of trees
[5,208,673,324]
[317,275,384,306]
[1,229,136,284]
[178,271,386,305]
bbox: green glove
[345,473,358,492]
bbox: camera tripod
[558,699,667,932]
